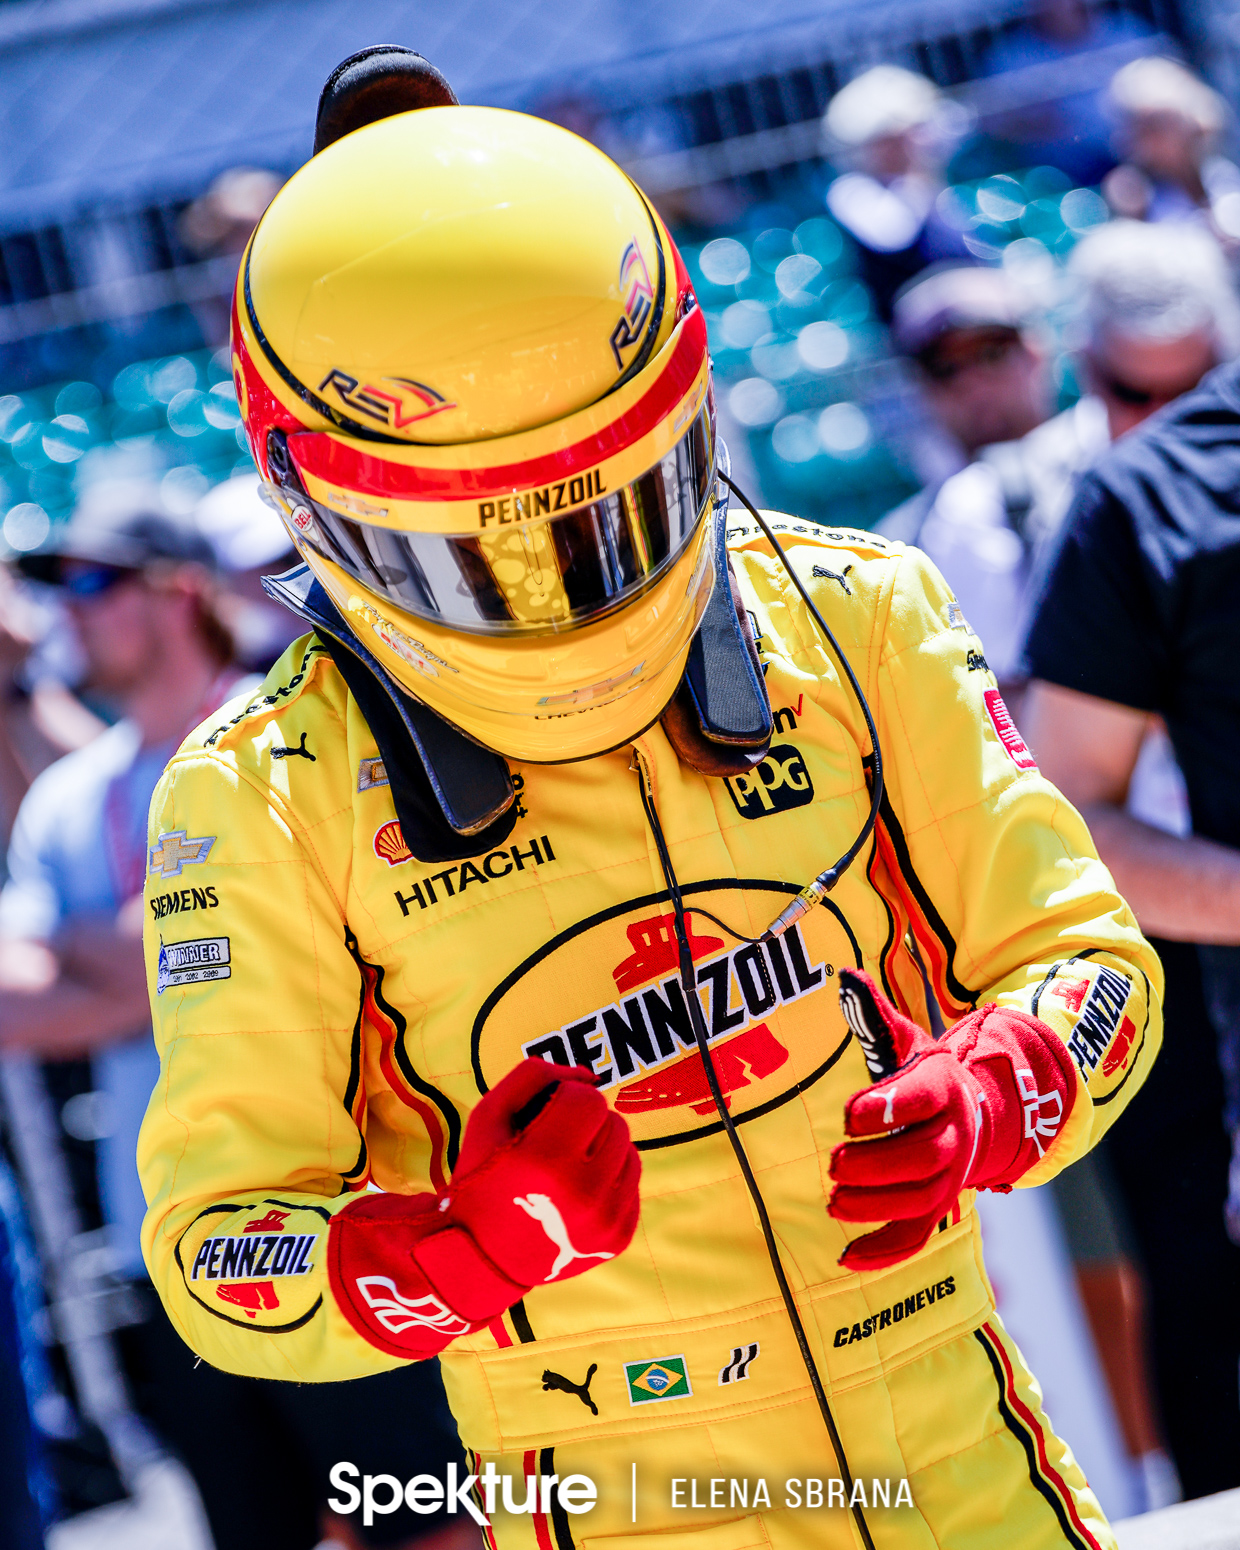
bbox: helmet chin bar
[264,432,771,846]
[258,528,768,865]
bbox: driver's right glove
[328,1060,641,1358]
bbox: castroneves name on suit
[833,1275,956,1346]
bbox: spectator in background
[1070,219,1235,441]
[879,263,1072,691]
[1010,238,1240,1502]
[1021,378,1240,1499]
[882,225,1236,1502]
[179,167,282,346]
[979,0,1152,185]
[883,223,1236,698]
[1102,57,1240,241]
[179,168,282,261]
[193,473,301,673]
[0,1159,46,1550]
[0,501,242,1273]
[823,66,970,319]
[0,566,105,846]
[0,493,476,1550]
[886,262,1052,454]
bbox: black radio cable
[720,472,884,941]
[634,754,878,1550]
[667,474,885,958]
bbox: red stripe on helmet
[232,289,310,479]
[287,306,709,502]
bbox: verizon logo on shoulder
[983,689,1037,771]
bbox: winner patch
[157,936,231,995]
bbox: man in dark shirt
[1023,361,1240,1499]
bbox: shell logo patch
[374,820,412,867]
[624,1355,691,1405]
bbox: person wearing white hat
[824,66,970,318]
[194,474,302,672]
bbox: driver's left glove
[827,970,1076,1272]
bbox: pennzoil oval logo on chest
[471,880,862,1148]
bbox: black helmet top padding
[314,46,458,155]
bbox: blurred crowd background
[2,0,1240,1546]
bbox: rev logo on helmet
[724,746,814,819]
[609,239,655,369]
[319,370,455,428]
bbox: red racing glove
[827,970,1076,1272]
[328,1060,641,1358]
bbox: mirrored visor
[284,405,715,635]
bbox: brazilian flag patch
[624,1355,692,1406]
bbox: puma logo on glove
[327,1061,641,1359]
[512,1193,615,1280]
[827,970,1076,1272]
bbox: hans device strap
[678,502,774,753]
[261,564,518,861]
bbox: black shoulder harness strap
[261,566,517,863]
[679,500,773,750]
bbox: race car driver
[138,46,1162,1550]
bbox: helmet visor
[283,405,715,636]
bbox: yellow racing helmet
[234,100,720,763]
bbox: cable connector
[762,874,833,939]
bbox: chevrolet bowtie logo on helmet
[318,371,456,429]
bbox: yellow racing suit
[140,519,1161,1550]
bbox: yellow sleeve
[138,672,411,1381]
[873,544,1163,1186]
